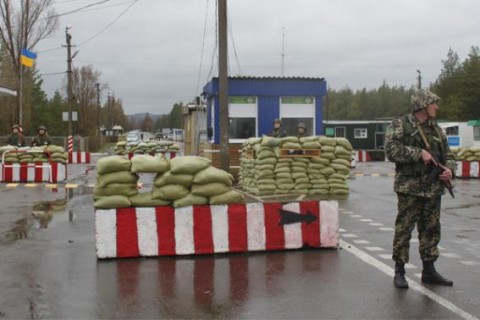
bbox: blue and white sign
[447,136,460,146]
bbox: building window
[335,127,346,138]
[444,126,459,135]
[228,96,257,142]
[280,96,315,135]
[474,126,480,141]
[354,128,368,139]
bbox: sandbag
[335,138,353,151]
[274,167,291,174]
[209,190,244,205]
[276,178,295,185]
[302,141,321,149]
[257,164,275,171]
[276,172,292,179]
[275,162,291,169]
[292,158,310,163]
[193,166,233,186]
[321,145,335,153]
[129,192,171,207]
[97,156,131,174]
[292,172,308,179]
[311,157,331,165]
[309,163,326,170]
[282,142,302,149]
[169,156,211,174]
[320,167,336,176]
[97,171,139,187]
[94,183,139,198]
[257,149,276,159]
[131,154,170,173]
[319,137,337,146]
[291,161,308,168]
[295,178,310,185]
[256,158,277,166]
[191,182,231,197]
[173,193,209,208]
[321,152,336,160]
[154,172,194,187]
[335,145,352,156]
[330,163,350,172]
[277,183,295,190]
[152,184,190,200]
[257,184,276,191]
[280,136,299,144]
[332,158,351,167]
[291,167,307,173]
[94,195,132,209]
[277,158,293,163]
[309,189,329,195]
[299,136,319,143]
[255,170,274,178]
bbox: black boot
[394,263,409,289]
[421,261,453,286]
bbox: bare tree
[0,0,58,127]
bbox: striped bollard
[68,135,73,153]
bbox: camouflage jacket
[6,133,25,147]
[31,135,52,146]
[385,114,455,198]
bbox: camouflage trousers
[392,193,441,264]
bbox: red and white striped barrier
[68,151,91,164]
[1,162,67,182]
[95,201,339,259]
[355,150,372,162]
[455,161,480,178]
[67,135,73,153]
[126,151,177,160]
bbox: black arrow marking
[278,209,317,225]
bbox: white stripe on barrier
[136,208,159,256]
[321,201,339,247]
[246,202,266,251]
[211,205,229,253]
[12,163,20,181]
[175,206,194,255]
[282,202,303,249]
[456,162,463,177]
[95,209,117,258]
[470,162,479,177]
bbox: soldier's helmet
[411,89,440,112]
[38,125,46,132]
[297,122,306,129]
[11,124,19,130]
[273,118,283,126]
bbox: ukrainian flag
[20,48,37,67]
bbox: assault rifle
[427,153,455,198]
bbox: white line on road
[340,239,479,320]
[353,239,371,244]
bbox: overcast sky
[36,0,480,115]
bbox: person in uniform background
[269,118,288,138]
[6,124,25,147]
[31,125,52,146]
[385,88,455,289]
[296,123,308,137]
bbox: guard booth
[201,76,327,172]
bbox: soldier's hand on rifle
[421,149,438,166]
[438,164,453,182]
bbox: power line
[195,0,210,95]
[227,7,242,75]
[77,0,138,47]
[206,0,218,82]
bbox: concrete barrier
[355,150,372,162]
[95,200,339,259]
[456,161,480,178]
[1,162,67,182]
[68,151,91,164]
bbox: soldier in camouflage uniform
[31,125,52,147]
[6,124,25,147]
[385,88,455,289]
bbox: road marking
[341,239,479,320]
[360,218,374,222]
[342,234,358,238]
[343,211,354,214]
[25,183,37,188]
[442,252,461,259]
[379,227,395,232]
[351,215,362,218]
[339,228,347,233]
[45,184,58,188]
[6,183,18,188]
[371,173,380,177]
[369,222,384,226]
[405,263,417,269]
[378,254,391,260]
[65,184,78,189]
[460,261,480,266]
[353,239,370,244]
[365,246,384,252]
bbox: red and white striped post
[68,135,74,153]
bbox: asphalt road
[0,159,479,319]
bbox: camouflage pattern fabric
[411,89,440,112]
[392,193,441,264]
[32,134,52,146]
[6,133,25,147]
[385,114,455,198]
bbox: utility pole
[417,70,422,89]
[65,26,74,151]
[96,83,101,132]
[218,0,230,171]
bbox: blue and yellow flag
[20,48,37,67]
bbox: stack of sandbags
[94,156,138,209]
[153,156,243,207]
[114,141,127,155]
[1,146,20,163]
[238,136,352,197]
[46,145,68,164]
[0,145,67,163]
[454,147,480,161]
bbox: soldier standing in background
[31,125,52,146]
[269,118,288,138]
[385,89,455,289]
[6,124,25,147]
[296,122,308,137]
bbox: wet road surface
[0,158,479,319]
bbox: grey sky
[36,0,480,115]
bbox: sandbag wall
[94,155,244,209]
[452,147,480,178]
[114,140,180,155]
[239,136,352,197]
[0,145,68,164]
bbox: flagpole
[19,59,23,127]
